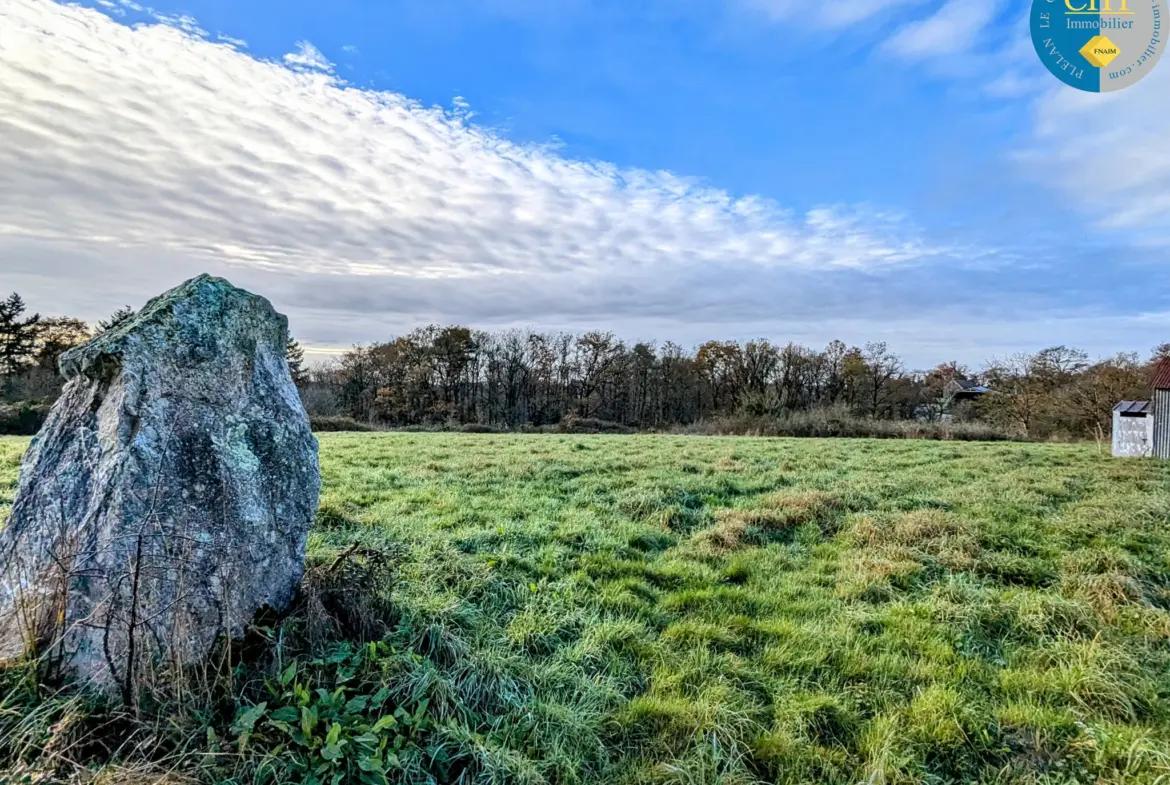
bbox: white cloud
[882,0,1004,61]
[152,11,207,38]
[283,40,334,72]
[217,34,248,49]
[1019,64,1170,234]
[984,72,1045,98]
[741,0,926,29]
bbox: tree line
[300,326,1167,440]
[2,292,1165,440]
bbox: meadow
[2,433,1170,784]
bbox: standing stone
[0,274,320,696]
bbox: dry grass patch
[757,489,842,529]
[90,768,201,785]
[1060,572,1147,620]
[691,515,751,555]
[1058,548,1150,620]
[836,544,923,601]
[714,453,748,473]
[690,490,843,555]
[1060,547,1140,576]
[837,510,981,600]
[6,764,200,785]
[850,509,980,571]
[894,509,980,570]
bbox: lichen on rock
[0,274,320,697]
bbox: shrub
[557,416,635,434]
[311,416,378,432]
[458,423,501,434]
[673,410,1017,441]
[0,401,50,435]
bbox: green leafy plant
[228,642,436,785]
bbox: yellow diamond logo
[1080,35,1121,68]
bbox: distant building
[1153,359,1170,459]
[941,379,990,407]
[915,378,992,423]
[1113,401,1153,458]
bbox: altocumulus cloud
[0,0,1147,362]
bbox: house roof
[945,379,989,394]
[1114,400,1151,415]
[1153,359,1170,390]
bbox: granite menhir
[0,274,319,696]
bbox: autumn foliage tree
[0,288,1165,441]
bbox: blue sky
[1,0,1168,366]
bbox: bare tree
[860,342,903,419]
[980,352,1051,438]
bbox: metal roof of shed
[1114,400,1151,415]
[1153,359,1170,390]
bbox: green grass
[3,434,1170,784]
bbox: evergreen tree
[286,336,308,386]
[97,305,135,332]
[0,292,41,377]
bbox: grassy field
[3,433,1170,784]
